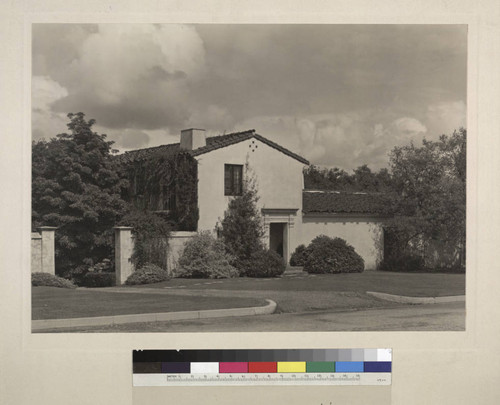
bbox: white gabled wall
[195,138,305,238]
[194,137,385,270]
[299,216,385,270]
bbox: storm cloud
[32,24,467,169]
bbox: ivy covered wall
[121,152,199,231]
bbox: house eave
[261,208,299,215]
[302,212,393,219]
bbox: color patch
[219,362,248,373]
[363,349,378,361]
[190,362,219,374]
[132,349,393,363]
[277,362,306,373]
[335,362,364,372]
[248,362,277,373]
[364,362,392,372]
[133,362,161,374]
[306,362,335,373]
[377,349,392,361]
[161,362,190,373]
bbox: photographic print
[31,24,466,333]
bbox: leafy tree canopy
[386,128,466,269]
[304,164,392,192]
[32,112,129,276]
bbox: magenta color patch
[219,362,248,373]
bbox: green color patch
[306,362,335,372]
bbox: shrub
[125,263,171,285]
[289,244,308,267]
[31,272,76,289]
[64,264,89,286]
[219,165,265,272]
[81,272,115,287]
[303,235,364,274]
[243,249,286,278]
[379,254,425,272]
[64,259,113,286]
[177,232,238,279]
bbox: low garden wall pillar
[37,226,57,275]
[114,226,134,285]
[167,231,197,273]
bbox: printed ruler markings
[133,372,391,386]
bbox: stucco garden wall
[166,231,197,273]
[299,216,385,270]
[30,227,56,274]
[195,138,306,233]
[31,233,42,273]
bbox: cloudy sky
[32,24,466,170]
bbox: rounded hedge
[125,263,171,285]
[81,272,115,287]
[289,244,308,267]
[177,232,239,279]
[243,249,286,278]
[31,272,76,289]
[303,235,364,274]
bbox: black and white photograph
[31,23,467,333]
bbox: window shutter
[224,165,232,195]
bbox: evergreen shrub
[303,235,364,274]
[67,258,113,286]
[243,249,286,278]
[289,244,308,267]
[219,166,265,273]
[177,232,238,279]
[31,272,76,289]
[81,272,115,287]
[125,263,171,285]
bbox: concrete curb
[32,299,277,331]
[367,291,466,304]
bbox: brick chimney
[180,128,206,150]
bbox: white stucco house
[120,128,390,270]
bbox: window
[224,164,243,196]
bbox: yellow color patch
[277,362,306,373]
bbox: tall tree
[32,113,129,277]
[387,128,466,269]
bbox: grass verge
[32,287,266,320]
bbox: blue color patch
[364,362,392,372]
[335,362,364,372]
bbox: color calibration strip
[133,349,391,386]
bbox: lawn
[134,270,466,297]
[32,270,465,322]
[32,287,266,320]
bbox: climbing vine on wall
[122,152,199,231]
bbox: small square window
[224,164,243,196]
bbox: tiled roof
[115,129,309,165]
[115,143,181,164]
[302,190,392,215]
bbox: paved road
[67,301,465,332]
